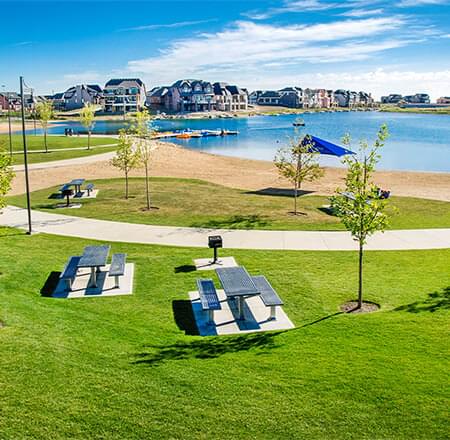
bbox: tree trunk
[125,169,129,199]
[88,131,91,150]
[145,162,150,210]
[44,129,48,153]
[294,184,298,215]
[358,241,364,309]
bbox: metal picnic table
[69,178,85,194]
[77,245,111,288]
[216,266,260,321]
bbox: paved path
[1,206,449,250]
[13,151,116,172]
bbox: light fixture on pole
[19,76,32,235]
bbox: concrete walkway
[13,151,116,172]
[1,206,450,250]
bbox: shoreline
[9,140,450,202]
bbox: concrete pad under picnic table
[193,256,238,271]
[188,289,295,336]
[52,263,134,298]
[73,189,99,200]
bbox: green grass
[0,228,448,438]
[8,177,450,230]
[0,135,117,164]
[379,105,450,115]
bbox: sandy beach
[9,141,450,201]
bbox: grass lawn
[8,177,450,231]
[0,228,448,438]
[0,135,117,165]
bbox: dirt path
[10,141,450,201]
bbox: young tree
[35,101,53,153]
[132,110,157,210]
[111,129,139,199]
[79,102,96,150]
[274,133,324,215]
[331,124,390,310]
[0,143,15,212]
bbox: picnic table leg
[238,297,245,320]
[90,267,97,288]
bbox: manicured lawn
[0,135,117,164]
[8,177,450,230]
[0,228,448,438]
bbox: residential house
[214,83,248,111]
[146,86,170,111]
[403,93,431,104]
[165,79,215,112]
[0,92,23,111]
[103,78,146,113]
[51,84,103,111]
[278,87,304,108]
[380,94,403,104]
[256,90,283,106]
[248,90,263,105]
[437,96,450,104]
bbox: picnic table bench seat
[108,253,126,288]
[60,256,81,291]
[251,275,284,320]
[59,183,72,193]
[85,183,95,196]
[196,278,221,324]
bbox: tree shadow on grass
[190,214,269,229]
[40,271,61,297]
[133,331,283,366]
[394,286,450,313]
[245,188,314,198]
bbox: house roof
[105,78,144,87]
[260,91,282,98]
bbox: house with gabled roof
[103,78,146,113]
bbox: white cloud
[243,0,341,20]
[398,0,449,6]
[341,8,384,16]
[119,19,217,32]
[127,18,408,84]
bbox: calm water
[44,111,450,172]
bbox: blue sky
[1,0,450,99]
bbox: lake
[43,111,450,172]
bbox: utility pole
[20,76,32,235]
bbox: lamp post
[20,76,32,235]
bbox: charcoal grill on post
[208,235,223,264]
[62,188,74,207]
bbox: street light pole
[20,76,32,235]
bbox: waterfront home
[103,78,146,113]
[437,96,450,104]
[213,82,248,111]
[248,90,263,105]
[50,84,103,111]
[381,94,403,104]
[146,86,170,111]
[167,79,215,112]
[256,90,283,106]
[403,93,431,104]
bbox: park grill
[208,235,223,264]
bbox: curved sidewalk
[12,151,116,172]
[1,206,450,251]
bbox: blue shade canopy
[301,135,355,157]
